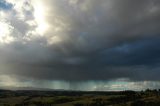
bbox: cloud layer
[0,0,160,89]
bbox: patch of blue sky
[0,0,12,10]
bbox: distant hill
[0,86,65,91]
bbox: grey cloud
[44,0,160,53]
[0,0,160,82]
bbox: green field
[0,89,160,106]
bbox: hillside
[0,89,160,106]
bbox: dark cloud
[0,0,160,83]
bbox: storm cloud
[0,0,160,90]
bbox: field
[0,89,160,106]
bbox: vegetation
[0,89,160,106]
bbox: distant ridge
[0,86,66,91]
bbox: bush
[73,102,84,106]
[131,100,145,106]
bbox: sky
[0,0,160,91]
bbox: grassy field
[0,89,160,106]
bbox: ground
[0,89,160,106]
